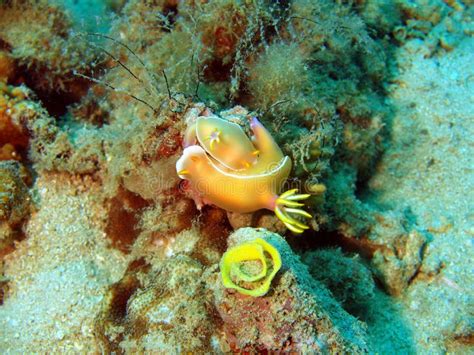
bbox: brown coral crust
[105,186,151,254]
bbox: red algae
[105,186,151,253]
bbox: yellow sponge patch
[220,238,282,297]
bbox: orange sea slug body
[176,112,312,233]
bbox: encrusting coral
[220,237,281,297]
[0,161,30,258]
[176,108,312,233]
[0,1,102,114]
[0,84,30,162]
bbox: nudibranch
[176,112,312,233]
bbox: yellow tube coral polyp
[177,114,312,233]
[220,238,282,297]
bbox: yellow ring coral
[220,238,282,297]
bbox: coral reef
[212,228,368,352]
[0,51,15,84]
[0,0,101,114]
[95,256,215,353]
[0,174,126,352]
[0,161,30,258]
[302,248,375,317]
[0,84,31,162]
[364,35,474,353]
[96,228,368,353]
[0,0,472,353]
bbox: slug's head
[176,145,207,179]
[195,116,259,170]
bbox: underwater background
[0,0,472,353]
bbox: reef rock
[95,256,216,353]
[96,227,369,353]
[0,160,30,258]
[211,228,369,353]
